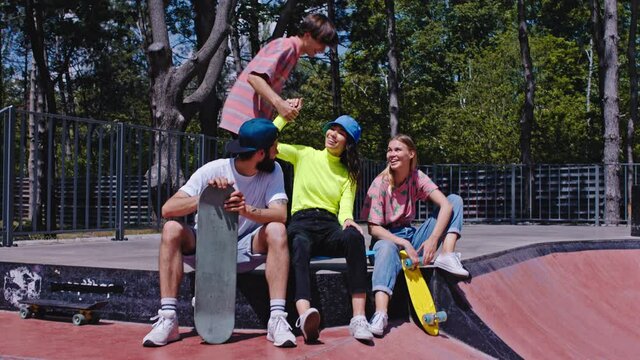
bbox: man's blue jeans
[371,194,464,296]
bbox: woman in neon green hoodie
[274,114,373,343]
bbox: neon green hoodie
[274,116,356,225]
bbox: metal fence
[0,106,635,246]
[1,107,227,246]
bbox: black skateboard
[19,299,108,325]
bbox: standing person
[220,13,338,134]
[360,134,469,338]
[273,114,373,342]
[142,119,297,348]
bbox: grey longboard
[195,186,238,344]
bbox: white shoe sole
[353,332,373,341]
[266,333,297,347]
[142,335,180,347]
[370,327,384,337]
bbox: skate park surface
[1,224,638,359]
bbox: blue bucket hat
[322,115,361,143]
[226,118,278,154]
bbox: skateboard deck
[195,186,238,344]
[399,250,447,335]
[19,299,108,325]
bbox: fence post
[595,165,600,226]
[511,165,516,224]
[2,106,16,247]
[112,123,127,241]
[199,134,206,168]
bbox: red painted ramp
[458,249,640,358]
[0,311,489,359]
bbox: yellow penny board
[399,250,440,336]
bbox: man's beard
[256,156,276,173]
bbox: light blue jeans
[371,194,464,296]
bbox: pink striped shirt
[220,37,302,134]
[361,170,439,228]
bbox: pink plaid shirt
[220,37,302,134]
[361,169,439,228]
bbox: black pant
[288,208,368,302]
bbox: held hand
[342,219,364,235]
[276,98,300,121]
[286,98,303,111]
[223,190,246,213]
[208,177,234,189]
[403,242,420,268]
[417,239,438,265]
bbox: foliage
[2,0,637,165]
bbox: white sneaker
[349,315,373,341]
[369,311,388,337]
[434,252,469,277]
[266,311,297,347]
[142,310,180,347]
[295,308,320,342]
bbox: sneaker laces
[272,314,293,333]
[371,312,383,325]
[351,316,369,329]
[295,316,302,328]
[149,312,172,329]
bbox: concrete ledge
[0,261,411,329]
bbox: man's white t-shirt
[179,158,287,238]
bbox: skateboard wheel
[436,311,447,323]
[423,313,435,325]
[19,308,31,319]
[72,313,86,326]
[404,258,413,267]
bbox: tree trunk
[194,0,222,138]
[57,74,68,115]
[586,39,594,115]
[25,0,56,114]
[627,0,637,218]
[64,70,75,116]
[591,0,606,116]
[385,0,400,137]
[230,23,244,75]
[517,0,535,219]
[270,0,298,41]
[248,0,260,56]
[25,0,55,232]
[602,0,621,224]
[328,0,342,117]
[145,0,235,213]
[27,58,46,229]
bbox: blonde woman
[360,134,468,337]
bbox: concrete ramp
[457,249,640,358]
